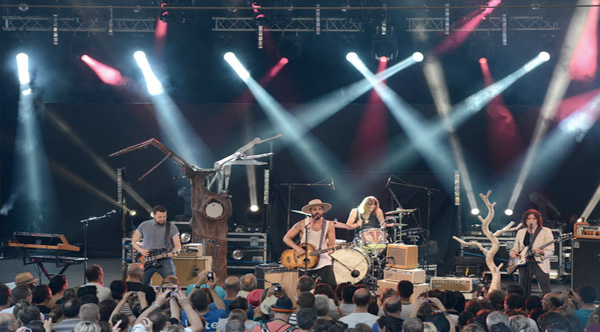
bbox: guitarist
[132,205,182,285]
[283,199,337,289]
[509,209,554,297]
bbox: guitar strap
[317,220,327,251]
[527,227,542,259]
[164,222,172,252]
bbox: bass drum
[330,248,371,284]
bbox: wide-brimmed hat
[301,199,332,214]
[15,272,38,286]
[271,297,296,313]
[259,295,279,314]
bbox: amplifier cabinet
[383,268,426,284]
[386,244,418,269]
[571,239,600,296]
[150,256,212,287]
[255,265,297,298]
[430,277,474,292]
[377,280,429,303]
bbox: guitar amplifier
[150,256,212,286]
[386,244,418,269]
[255,265,297,298]
[430,277,474,292]
[377,280,429,303]
[383,268,426,284]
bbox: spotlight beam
[423,55,479,213]
[506,0,590,211]
[347,53,456,192]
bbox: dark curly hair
[520,209,543,227]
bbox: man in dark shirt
[125,263,156,303]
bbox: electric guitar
[135,250,179,270]
[280,243,348,269]
[506,233,573,275]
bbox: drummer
[346,196,386,230]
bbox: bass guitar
[506,233,573,275]
[135,250,179,271]
[280,243,347,269]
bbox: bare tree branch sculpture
[452,190,521,293]
[110,136,278,282]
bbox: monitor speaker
[571,239,600,296]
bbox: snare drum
[359,228,388,252]
[330,248,371,284]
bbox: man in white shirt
[339,288,379,328]
[81,265,110,301]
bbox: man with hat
[283,199,337,288]
[15,272,38,289]
[251,297,297,332]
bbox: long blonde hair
[358,196,379,216]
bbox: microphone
[386,176,391,187]
[351,270,360,278]
[331,179,335,191]
[107,210,116,215]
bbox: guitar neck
[309,244,343,256]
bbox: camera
[273,283,282,292]
[207,271,214,281]
[162,286,177,296]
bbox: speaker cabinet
[386,244,418,269]
[571,239,600,296]
[150,256,213,286]
[255,265,297,297]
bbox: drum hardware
[384,208,417,215]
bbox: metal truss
[212,17,361,32]
[2,16,155,32]
[407,16,560,32]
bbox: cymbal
[385,208,416,215]
[384,223,408,227]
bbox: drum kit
[330,208,418,285]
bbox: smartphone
[207,271,214,281]
[273,283,282,292]
[424,298,431,303]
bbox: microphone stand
[279,179,333,230]
[80,210,116,284]
[389,180,439,273]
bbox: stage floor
[0,256,571,295]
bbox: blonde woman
[346,196,385,230]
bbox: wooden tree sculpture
[110,136,278,283]
[452,190,521,293]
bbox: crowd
[0,264,599,332]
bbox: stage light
[471,208,480,215]
[129,209,138,217]
[412,52,424,62]
[504,208,513,216]
[479,58,487,64]
[16,53,30,86]
[250,204,259,212]
[180,232,192,244]
[232,249,244,260]
[538,51,550,61]
[133,51,163,96]
[280,57,289,65]
[18,3,29,11]
[379,56,388,63]
[372,34,398,61]
[224,52,250,81]
[346,52,358,62]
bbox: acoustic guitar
[280,243,346,269]
[506,233,573,274]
